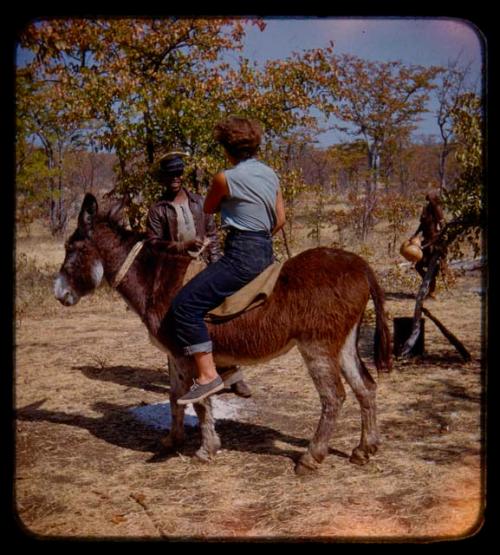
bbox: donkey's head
[54,193,103,306]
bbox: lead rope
[187,237,210,259]
[112,240,146,288]
[182,238,211,286]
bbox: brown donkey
[54,194,392,474]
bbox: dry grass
[14,218,486,541]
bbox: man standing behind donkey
[145,151,252,398]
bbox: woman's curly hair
[213,116,263,161]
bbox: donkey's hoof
[295,453,320,475]
[295,460,316,476]
[194,447,216,464]
[159,434,183,451]
[349,447,370,466]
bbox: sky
[237,17,485,144]
[240,17,483,69]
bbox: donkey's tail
[365,265,393,373]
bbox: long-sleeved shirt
[146,189,222,264]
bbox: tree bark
[400,220,470,359]
[400,250,441,358]
[438,139,448,193]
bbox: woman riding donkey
[166,116,286,405]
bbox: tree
[400,91,484,358]
[267,135,309,255]
[408,136,442,194]
[327,140,367,196]
[18,18,334,232]
[320,54,440,240]
[379,126,414,196]
[15,144,54,233]
[442,91,485,257]
[435,58,474,193]
[16,66,81,234]
[20,19,257,193]
[376,191,419,256]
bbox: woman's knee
[169,299,198,328]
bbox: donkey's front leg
[193,398,221,462]
[160,356,190,451]
[161,356,221,461]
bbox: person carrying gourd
[410,190,447,299]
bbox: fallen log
[421,306,472,362]
[396,257,485,272]
[448,257,486,272]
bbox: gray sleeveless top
[221,158,279,232]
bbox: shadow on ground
[384,291,416,301]
[74,365,170,394]
[15,398,351,467]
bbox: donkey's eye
[70,240,84,250]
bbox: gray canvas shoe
[177,375,224,405]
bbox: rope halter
[112,240,145,288]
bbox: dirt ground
[13,229,486,542]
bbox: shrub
[15,253,58,324]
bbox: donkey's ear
[78,193,98,236]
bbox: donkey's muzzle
[53,274,79,306]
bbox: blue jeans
[168,229,274,355]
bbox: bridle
[111,237,210,289]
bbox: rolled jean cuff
[184,340,213,356]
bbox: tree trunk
[143,107,155,165]
[399,250,441,358]
[361,144,380,240]
[400,221,465,358]
[394,317,425,357]
[50,147,69,236]
[49,176,57,233]
[361,179,377,242]
[438,139,448,193]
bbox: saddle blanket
[182,259,283,322]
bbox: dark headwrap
[159,155,184,175]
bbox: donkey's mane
[96,213,146,244]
